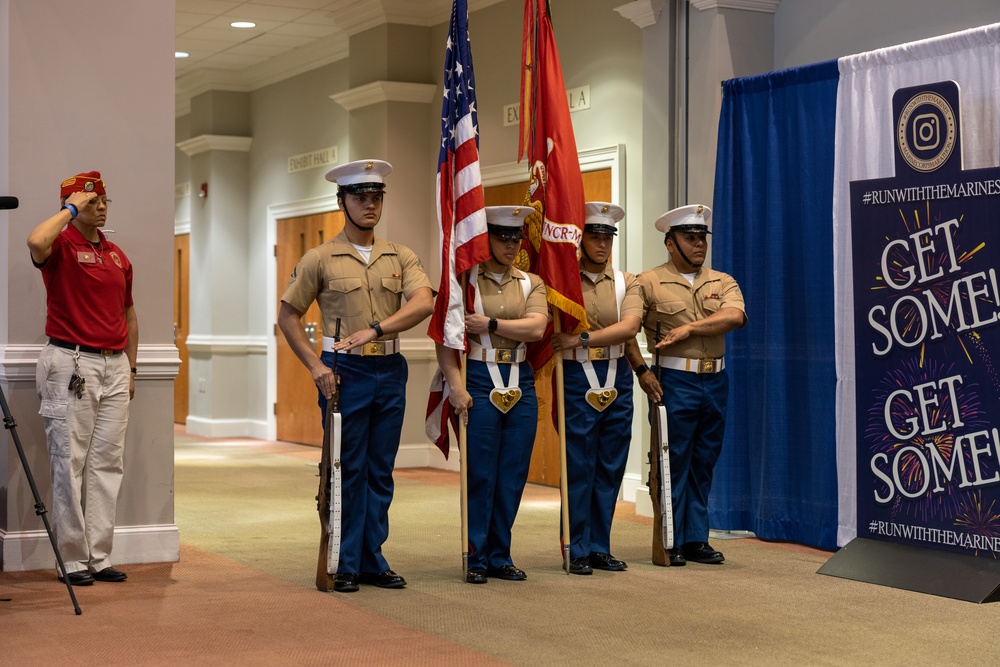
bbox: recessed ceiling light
[175,51,190,58]
[230,21,256,29]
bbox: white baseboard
[1,524,180,572]
[395,442,460,471]
[185,416,268,439]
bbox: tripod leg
[0,385,82,615]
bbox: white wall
[1,0,178,570]
[774,0,1000,69]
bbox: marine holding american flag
[278,159,433,593]
[434,206,548,584]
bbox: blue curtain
[708,60,840,550]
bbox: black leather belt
[49,337,123,356]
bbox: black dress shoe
[333,573,360,592]
[58,571,94,586]
[668,548,687,567]
[359,570,406,588]
[589,552,628,571]
[466,568,487,584]
[91,567,128,582]
[682,542,725,564]
[565,557,593,575]
[486,565,527,581]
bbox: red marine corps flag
[425,0,490,458]
[518,0,588,371]
[518,0,588,572]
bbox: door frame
[265,194,340,441]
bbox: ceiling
[175,0,505,115]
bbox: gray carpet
[172,432,1000,666]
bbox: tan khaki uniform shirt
[281,230,432,338]
[476,266,548,349]
[637,261,746,358]
[580,262,643,331]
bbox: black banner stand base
[818,538,1000,603]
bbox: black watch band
[633,363,650,377]
[488,318,498,333]
[370,321,383,338]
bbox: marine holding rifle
[624,204,746,567]
[278,159,433,593]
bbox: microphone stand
[0,384,82,614]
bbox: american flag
[425,0,489,457]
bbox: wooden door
[275,212,345,446]
[173,233,190,424]
[483,168,612,487]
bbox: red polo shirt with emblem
[35,224,134,350]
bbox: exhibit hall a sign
[851,80,1000,559]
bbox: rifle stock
[316,318,342,591]
[648,322,674,565]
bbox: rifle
[316,318,342,591]
[648,321,674,565]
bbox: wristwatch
[633,363,650,377]
[488,318,498,333]
[579,331,590,348]
[369,321,383,338]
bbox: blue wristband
[61,203,78,219]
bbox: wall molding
[330,81,438,112]
[614,0,668,28]
[0,344,180,382]
[176,134,253,157]
[689,0,781,13]
[1,524,179,572]
[184,336,267,356]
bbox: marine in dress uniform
[278,159,434,592]
[434,206,548,584]
[552,203,642,575]
[625,204,746,566]
[27,171,138,586]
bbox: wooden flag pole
[459,271,470,580]
[459,352,470,580]
[554,317,571,574]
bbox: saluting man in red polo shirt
[27,171,138,586]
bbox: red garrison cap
[60,171,106,198]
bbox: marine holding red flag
[518,0,588,372]
[425,0,490,458]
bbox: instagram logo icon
[911,113,940,151]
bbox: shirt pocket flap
[380,275,403,294]
[328,277,364,294]
[655,300,686,317]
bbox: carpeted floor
[3,428,1000,666]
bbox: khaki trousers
[36,344,129,574]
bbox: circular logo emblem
[896,91,956,173]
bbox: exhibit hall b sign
[851,80,1000,559]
